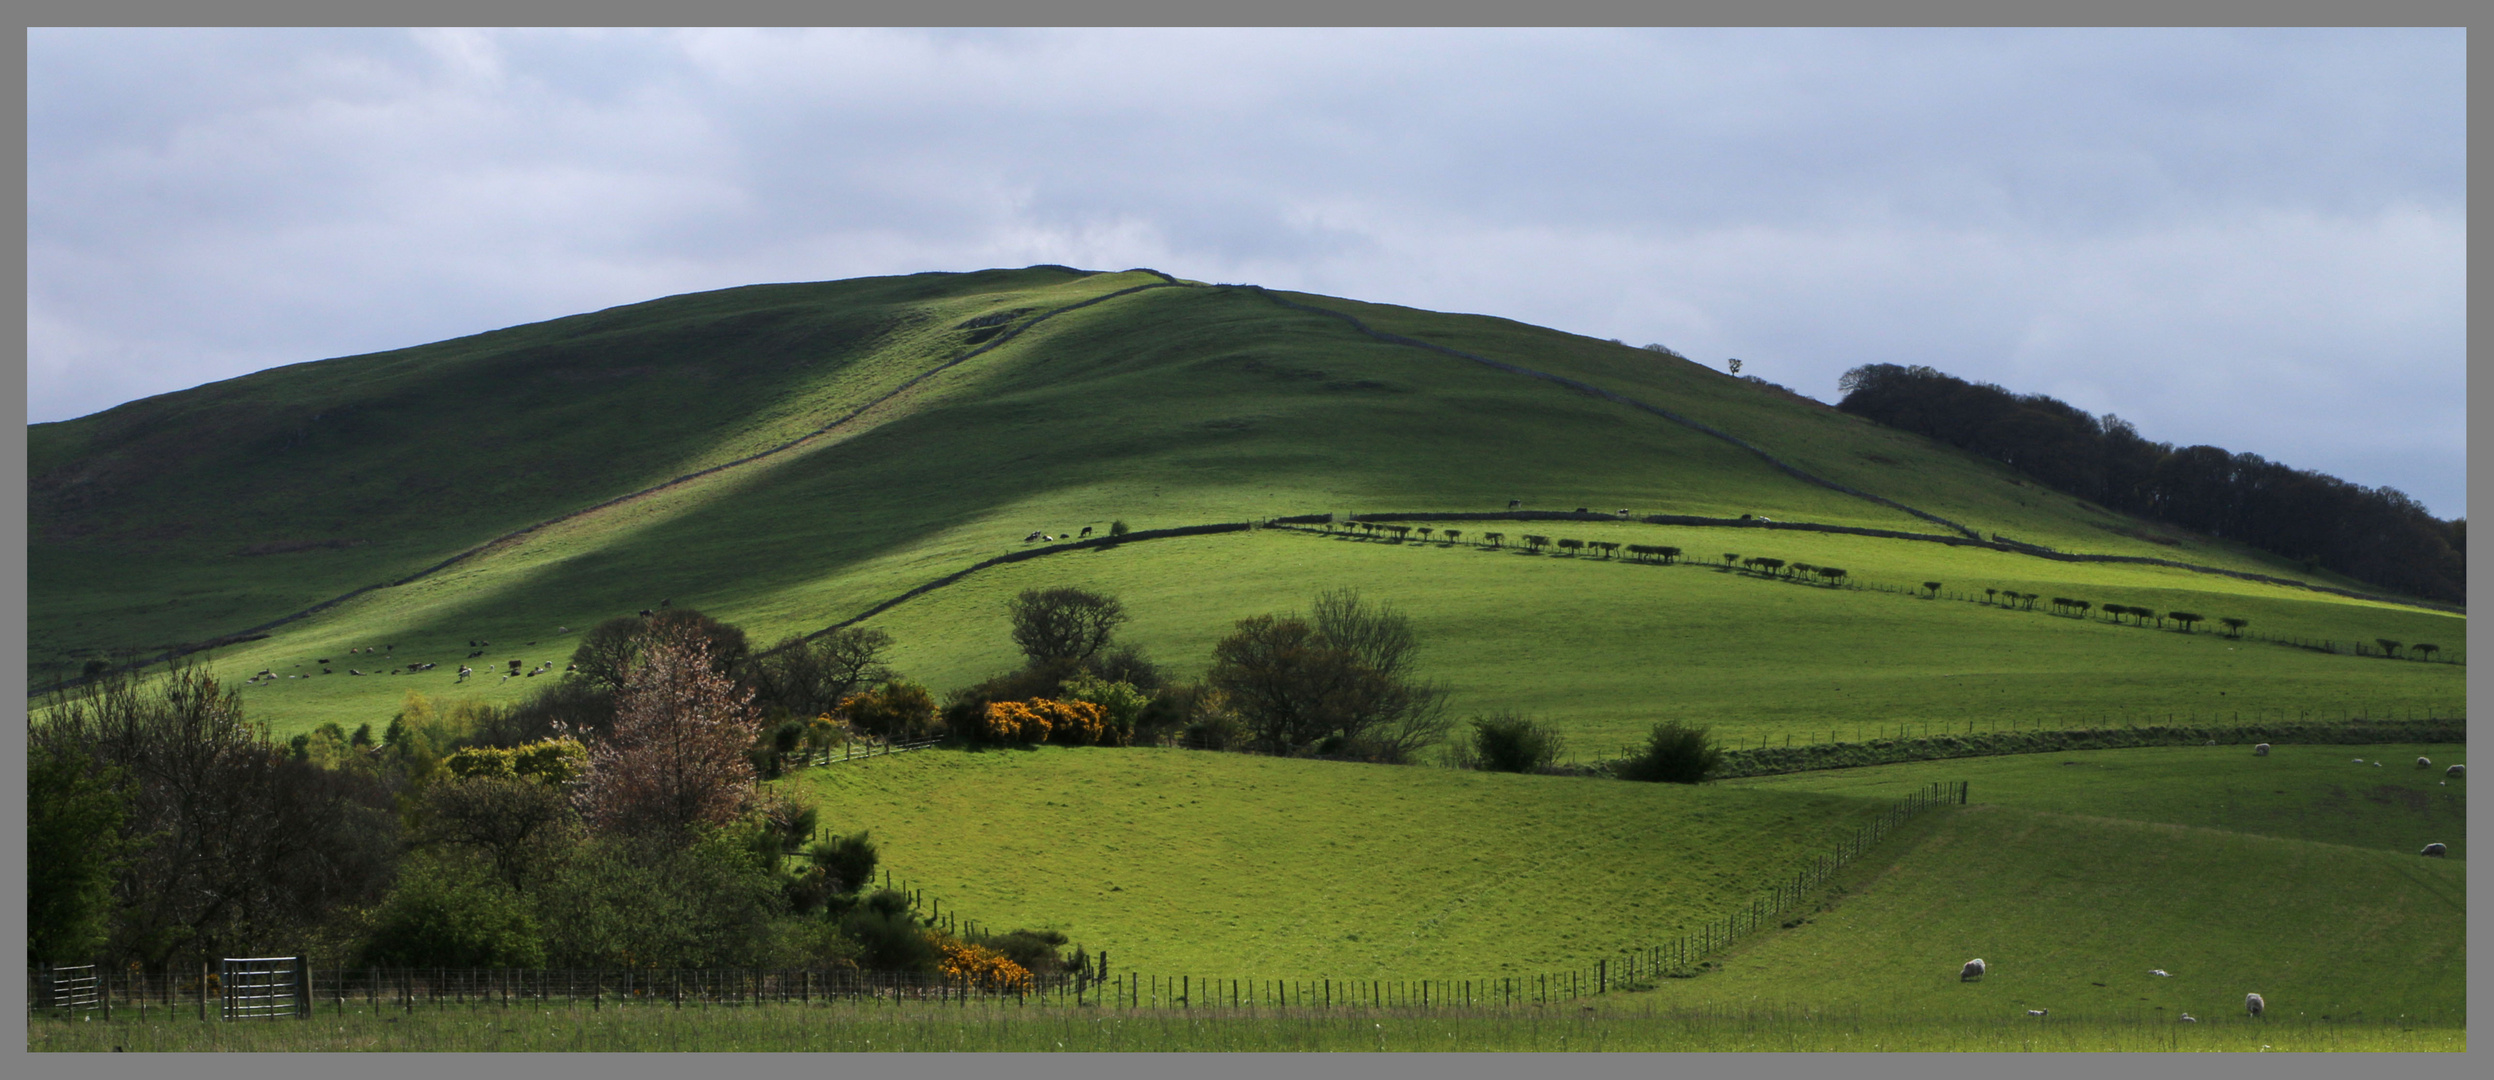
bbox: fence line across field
[29,783,1967,1023]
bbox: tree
[2169,612,2203,633]
[578,623,763,840]
[569,609,750,694]
[1923,581,1943,598]
[1108,520,1131,537]
[749,627,896,720]
[847,681,939,739]
[1416,528,1434,542]
[1442,529,1462,544]
[2219,617,2247,638]
[1556,538,1585,555]
[1206,589,1450,760]
[1008,586,1128,665]
[1658,546,1682,565]
[1522,535,1550,553]
[2411,642,2440,661]
[2375,638,2402,658]
[1723,553,1740,566]
[413,766,581,893]
[1483,532,1505,548]
[1985,587,1998,605]
[27,743,132,962]
[807,831,880,895]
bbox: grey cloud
[26,27,2465,515]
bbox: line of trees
[1835,363,2463,603]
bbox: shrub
[356,852,547,969]
[937,938,1033,992]
[838,894,939,975]
[1616,721,1723,784]
[847,681,939,740]
[808,831,880,896]
[1061,673,1149,746]
[977,698,1109,745]
[1468,711,1567,773]
[974,928,1071,976]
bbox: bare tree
[1008,586,1129,665]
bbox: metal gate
[46,964,101,1015]
[221,956,305,1020]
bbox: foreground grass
[793,746,1890,976]
[1728,743,2467,856]
[26,1000,2461,1052]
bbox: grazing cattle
[456,666,472,681]
[2419,842,2447,858]
[2254,743,2270,756]
[1024,531,1045,542]
[1960,959,1986,981]
[1080,526,1094,537]
[2447,764,2465,778]
[317,658,330,665]
[660,598,671,607]
[2416,756,2432,768]
[639,609,653,617]
[2245,993,2263,1018]
[1507,499,1521,509]
[1573,507,1589,513]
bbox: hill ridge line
[1218,284,1985,540]
[53,269,1187,690]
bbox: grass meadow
[216,525,2463,745]
[790,745,1891,977]
[28,999,2460,1052]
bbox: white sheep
[1961,958,1986,981]
[2448,764,2466,778]
[2245,993,2264,1018]
[2419,842,2447,858]
[2416,756,2431,768]
[2179,1013,2197,1023]
[2027,1009,2048,1017]
[2150,969,2171,977]
[2253,743,2270,756]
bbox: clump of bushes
[1615,721,1723,783]
[1453,711,1567,773]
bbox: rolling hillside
[28,266,2460,750]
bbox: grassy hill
[29,269,2462,753]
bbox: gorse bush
[977,698,1110,745]
[1468,711,1567,773]
[1616,721,1724,784]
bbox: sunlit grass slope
[1617,803,2464,1026]
[1727,743,2467,857]
[222,524,2464,742]
[27,267,1166,673]
[790,745,1889,977]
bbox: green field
[791,745,1890,977]
[28,1001,2460,1052]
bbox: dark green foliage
[748,626,895,719]
[1205,588,1450,760]
[26,743,132,963]
[532,833,789,969]
[1836,361,2462,602]
[1711,718,2468,779]
[356,852,547,969]
[1616,721,1724,784]
[1109,520,1131,537]
[808,831,880,896]
[1468,711,1567,774]
[1008,586,1129,665]
[840,891,938,974]
[848,681,939,739]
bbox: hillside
[29,267,2459,743]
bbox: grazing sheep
[349,669,362,676]
[2245,993,2264,1018]
[1960,958,1986,981]
[2179,1013,2197,1023]
[2417,756,2431,768]
[2027,1009,2047,1017]
[2447,764,2465,778]
[2419,842,2447,858]
[2254,743,2270,756]
[2150,969,2171,977]
[2352,758,2365,763]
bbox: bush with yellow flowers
[936,937,1033,993]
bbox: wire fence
[31,784,1966,1020]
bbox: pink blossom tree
[579,622,762,839]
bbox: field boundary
[48,269,1188,692]
[1708,717,2468,779]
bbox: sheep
[2027,1009,2047,1017]
[2416,756,2431,768]
[2419,842,2446,858]
[2352,757,2365,763]
[2179,1013,2197,1023]
[1960,958,1986,981]
[2245,993,2263,1018]
[2253,743,2270,756]
[2447,764,2465,778]
[349,669,363,676]
[2150,969,2171,977]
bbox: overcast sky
[26,27,2467,517]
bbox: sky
[25,27,2468,517]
